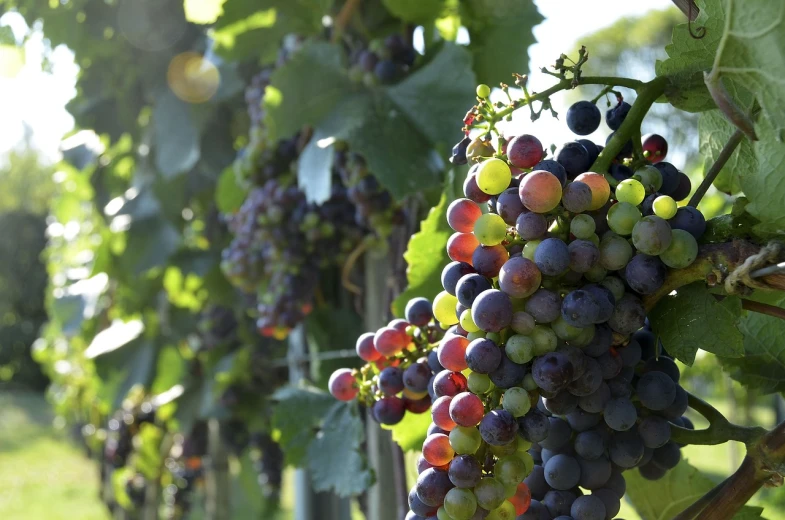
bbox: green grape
[616,178,646,205]
[476,84,491,98]
[522,373,538,391]
[474,213,508,246]
[600,233,633,270]
[635,165,663,192]
[486,500,516,520]
[570,213,596,239]
[660,229,698,268]
[551,315,583,340]
[569,324,596,347]
[653,195,678,219]
[474,478,506,511]
[437,506,457,520]
[444,487,478,520]
[505,334,535,364]
[510,297,527,313]
[584,263,608,283]
[467,330,486,341]
[632,215,672,255]
[503,483,518,499]
[587,233,600,246]
[489,440,518,457]
[496,454,529,485]
[477,158,512,195]
[607,201,642,235]
[516,438,533,455]
[531,325,557,355]
[434,291,459,325]
[468,372,493,394]
[502,387,531,417]
[486,332,501,343]
[522,239,541,261]
[601,276,626,301]
[449,426,482,455]
[460,309,481,333]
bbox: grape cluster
[330,89,706,519]
[163,422,208,519]
[103,401,157,469]
[348,33,417,85]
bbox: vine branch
[669,392,767,446]
[741,299,785,321]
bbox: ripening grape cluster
[222,69,401,338]
[348,33,418,85]
[328,87,708,519]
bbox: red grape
[508,483,532,516]
[374,326,409,357]
[519,171,563,213]
[499,256,542,298]
[432,395,458,430]
[328,368,358,401]
[447,232,480,264]
[433,370,468,397]
[447,198,483,233]
[642,133,668,163]
[438,335,470,371]
[507,134,544,169]
[449,392,485,427]
[422,433,455,466]
[472,244,509,278]
[356,332,381,362]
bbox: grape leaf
[625,457,764,520]
[307,400,373,497]
[649,282,743,365]
[122,216,183,276]
[461,0,542,86]
[215,167,247,214]
[720,293,785,394]
[741,116,785,234]
[382,0,448,23]
[383,410,432,452]
[272,385,335,466]
[391,192,451,318]
[297,129,335,204]
[153,91,200,178]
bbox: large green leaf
[741,116,785,234]
[153,91,200,178]
[382,0,448,23]
[307,400,372,497]
[720,293,785,394]
[649,283,743,365]
[215,166,247,214]
[626,458,764,520]
[122,216,183,276]
[271,385,335,466]
[391,192,451,317]
[461,0,542,86]
[383,410,432,452]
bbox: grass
[3,389,785,519]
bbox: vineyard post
[364,250,407,520]
[204,419,230,520]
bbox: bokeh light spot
[167,52,220,104]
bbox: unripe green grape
[476,84,491,98]
[504,483,518,499]
[616,178,646,205]
[468,372,493,394]
[516,438,533,454]
[477,158,512,195]
[467,330,486,341]
[522,239,541,260]
[468,138,495,161]
[474,213,508,246]
[653,195,678,219]
[584,263,608,283]
[600,233,633,270]
[437,506,457,520]
[570,323,596,347]
[635,165,663,192]
[531,325,557,355]
[444,487,478,520]
[486,500,516,520]
[502,387,531,417]
[460,309,481,333]
[632,215,672,255]
[474,478,506,510]
[434,291,459,325]
[570,213,596,239]
[522,373,538,391]
[600,276,625,301]
[607,201,642,235]
[489,440,519,457]
[551,315,583,340]
[660,229,699,268]
[587,233,601,246]
[496,454,529,485]
[505,334,535,364]
[450,426,482,454]
[486,332,501,343]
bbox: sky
[0,0,676,162]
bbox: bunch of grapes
[348,33,418,85]
[329,86,707,519]
[103,401,157,469]
[163,422,208,519]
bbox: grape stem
[669,391,767,446]
[688,129,745,208]
[740,298,785,321]
[331,0,362,43]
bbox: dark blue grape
[534,238,570,276]
[544,391,579,415]
[562,290,601,327]
[566,409,602,433]
[651,441,681,470]
[567,101,602,135]
[441,261,475,295]
[516,212,548,241]
[519,410,551,442]
[471,289,513,333]
[374,59,399,83]
[596,351,623,380]
[669,206,706,239]
[532,159,568,186]
[583,284,615,323]
[415,468,454,507]
[524,466,550,501]
[379,367,404,395]
[562,181,593,213]
[539,417,572,451]
[373,397,406,425]
[533,352,575,393]
[636,371,677,411]
[608,293,646,335]
[403,362,432,393]
[455,273,493,307]
[489,351,527,389]
[543,490,577,518]
[544,454,581,490]
[465,338,502,374]
[639,415,671,449]
[448,454,483,488]
[496,188,525,225]
[568,358,603,397]
[604,471,626,498]
[642,357,681,382]
[525,289,562,323]
[603,398,637,431]
[479,409,518,446]
[574,428,608,460]
[578,382,610,414]
[609,429,645,468]
[571,494,607,520]
[592,488,621,519]
[662,385,689,420]
[568,240,600,273]
[606,101,631,130]
[639,460,667,480]
[654,162,681,195]
[409,486,438,517]
[577,139,600,163]
[582,324,612,357]
[618,339,642,367]
[671,173,692,202]
[519,499,550,520]
[605,131,633,158]
[405,297,433,326]
[625,254,667,295]
[557,142,591,178]
[576,458,612,491]
[609,163,633,182]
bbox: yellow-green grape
[486,500,517,520]
[570,324,596,347]
[475,478,507,511]
[607,201,642,235]
[516,437,533,455]
[615,178,645,206]
[551,315,583,340]
[434,291,459,325]
[489,440,518,457]
[495,454,529,485]
[522,373,538,391]
[444,487,478,520]
[477,158,512,195]
[570,213,596,239]
[437,506,456,520]
[449,426,482,455]
[476,84,491,98]
[460,309,480,333]
[653,195,678,219]
[502,387,531,417]
[468,372,493,394]
[467,330,485,341]
[635,165,663,192]
[474,213,508,246]
[522,239,541,261]
[660,229,699,268]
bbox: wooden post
[205,419,231,520]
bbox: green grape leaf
[461,0,542,86]
[391,192,452,317]
[212,0,330,63]
[153,91,200,178]
[307,400,372,497]
[741,116,785,234]
[720,293,785,394]
[122,216,183,276]
[649,282,744,365]
[625,457,764,520]
[383,410,432,452]
[272,385,335,466]
[382,0,449,23]
[297,129,334,204]
[216,166,248,213]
